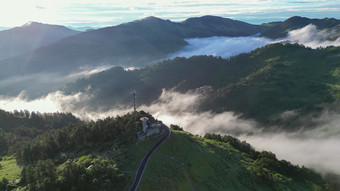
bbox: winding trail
[129,125,171,191]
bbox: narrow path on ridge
[129,125,171,191]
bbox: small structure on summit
[148,123,161,136]
[132,90,160,141]
[140,117,149,133]
[137,117,160,140]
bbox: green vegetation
[64,43,340,127]
[139,130,328,191]
[0,110,162,190]
[0,15,266,87]
[0,156,21,182]
[0,110,335,190]
[0,109,81,155]
[261,16,340,39]
[1,16,340,99]
[204,43,340,124]
[20,156,126,191]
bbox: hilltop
[261,16,340,39]
[62,43,340,127]
[0,22,79,60]
[0,110,334,190]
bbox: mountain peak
[285,16,309,23]
[134,16,166,24]
[182,15,223,23]
[21,21,43,27]
[140,16,162,21]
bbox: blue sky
[0,0,340,28]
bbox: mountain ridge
[1,15,340,99]
[0,21,80,60]
[60,43,340,128]
[0,110,333,190]
[261,16,340,38]
[0,15,268,81]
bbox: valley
[1,14,340,190]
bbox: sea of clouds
[168,36,275,59]
[287,24,340,48]
[1,24,340,176]
[168,24,340,59]
[1,89,340,175]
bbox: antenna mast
[132,90,137,130]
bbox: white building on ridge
[137,117,160,140]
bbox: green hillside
[261,16,340,39]
[63,43,340,126]
[202,43,340,123]
[139,130,328,191]
[0,111,334,190]
[0,109,81,155]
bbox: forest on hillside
[0,110,339,190]
[62,43,340,128]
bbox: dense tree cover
[20,156,126,191]
[1,111,154,190]
[0,109,81,155]
[0,109,80,132]
[202,43,340,123]
[62,54,264,110]
[0,110,335,190]
[0,177,17,191]
[0,178,9,191]
[10,111,153,164]
[204,133,327,188]
[170,124,183,131]
[62,43,340,127]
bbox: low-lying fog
[0,65,113,98]
[1,24,340,176]
[168,36,274,59]
[1,88,340,175]
[169,24,340,59]
[2,24,338,98]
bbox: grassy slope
[0,125,327,190]
[0,156,22,182]
[138,130,324,191]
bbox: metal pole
[133,90,137,131]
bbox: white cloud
[2,88,340,175]
[0,66,110,98]
[239,134,340,175]
[287,24,340,48]
[0,91,91,113]
[169,36,275,59]
[0,0,339,27]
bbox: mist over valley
[1,15,340,190]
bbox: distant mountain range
[0,22,79,60]
[1,16,339,81]
[0,26,10,31]
[68,26,96,32]
[1,15,340,101]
